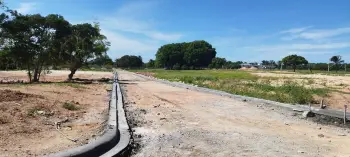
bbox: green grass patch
[132,69,330,104]
[54,83,86,89]
[62,102,80,111]
[267,70,350,76]
[27,107,45,117]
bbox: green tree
[313,63,328,71]
[89,54,113,66]
[330,55,344,72]
[62,23,110,80]
[209,57,227,69]
[155,43,185,69]
[116,55,143,68]
[172,63,181,70]
[146,59,155,68]
[155,40,216,70]
[281,54,308,72]
[261,60,269,65]
[1,14,71,82]
[184,40,216,68]
[224,61,242,69]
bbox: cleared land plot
[119,70,350,157]
[132,69,350,110]
[0,70,113,157]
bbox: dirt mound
[136,72,155,77]
[249,66,258,70]
[239,67,248,70]
[0,90,42,102]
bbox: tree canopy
[1,14,71,82]
[0,5,110,82]
[62,23,110,80]
[116,55,143,68]
[208,57,226,69]
[281,54,308,72]
[88,54,113,66]
[155,40,216,70]
[145,59,156,68]
[330,55,344,72]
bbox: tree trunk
[293,65,296,72]
[27,71,32,83]
[68,69,77,81]
[33,69,39,82]
[27,65,32,83]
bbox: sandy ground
[0,70,113,157]
[0,70,113,83]
[119,70,350,157]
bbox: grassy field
[261,69,350,76]
[131,69,331,105]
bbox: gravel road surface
[119,70,350,157]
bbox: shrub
[181,65,189,70]
[172,63,181,70]
[62,102,80,111]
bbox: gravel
[119,70,350,157]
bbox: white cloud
[253,42,350,52]
[240,42,350,62]
[299,27,350,40]
[280,26,313,34]
[281,26,350,40]
[116,1,159,18]
[95,0,183,60]
[102,30,158,53]
[144,31,182,41]
[100,18,182,41]
[98,0,182,42]
[16,2,36,14]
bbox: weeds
[132,69,330,105]
[307,79,315,85]
[27,107,42,117]
[55,83,85,89]
[62,102,80,111]
[0,114,10,124]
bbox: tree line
[0,1,110,82]
[116,45,347,73]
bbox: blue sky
[5,0,350,63]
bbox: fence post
[344,104,347,125]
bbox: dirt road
[119,70,350,157]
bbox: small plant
[307,79,315,85]
[0,114,10,124]
[27,107,41,117]
[338,83,346,86]
[62,102,80,111]
[55,83,85,89]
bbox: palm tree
[330,55,344,72]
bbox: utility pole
[345,63,347,72]
[328,62,330,72]
[280,63,283,71]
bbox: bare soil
[120,70,350,157]
[0,70,113,157]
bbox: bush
[181,65,189,70]
[173,63,181,70]
[62,102,80,111]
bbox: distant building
[240,63,276,69]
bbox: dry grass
[132,69,330,105]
